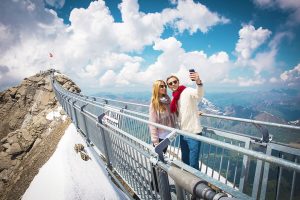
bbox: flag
[49,53,53,58]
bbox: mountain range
[96,89,300,146]
[95,89,300,124]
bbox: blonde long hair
[151,80,167,112]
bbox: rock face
[0,69,81,199]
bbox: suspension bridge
[50,72,300,200]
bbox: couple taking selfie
[149,69,204,170]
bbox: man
[166,71,204,170]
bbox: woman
[149,80,175,147]
[149,80,175,192]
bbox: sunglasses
[167,80,178,86]
[159,85,167,88]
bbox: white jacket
[177,85,204,134]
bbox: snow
[46,106,66,121]
[289,120,300,125]
[22,123,129,200]
[201,98,223,115]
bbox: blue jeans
[180,135,201,170]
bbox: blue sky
[0,0,299,94]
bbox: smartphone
[189,69,195,81]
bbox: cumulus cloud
[269,77,279,83]
[173,0,230,34]
[115,0,166,52]
[233,24,279,81]
[0,65,19,89]
[253,0,300,25]
[280,63,300,86]
[45,0,65,9]
[98,37,232,88]
[0,0,230,92]
[231,25,294,86]
[235,25,271,61]
[0,1,67,90]
[249,49,276,74]
[0,65,9,74]
[223,76,266,87]
[209,51,229,63]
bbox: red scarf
[170,85,186,113]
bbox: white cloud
[269,77,278,83]
[209,51,229,63]
[77,53,143,79]
[223,76,266,87]
[0,23,12,42]
[99,70,117,87]
[114,0,166,52]
[99,37,232,88]
[116,62,141,85]
[235,25,271,61]
[280,63,300,86]
[269,31,293,50]
[169,0,177,5]
[253,0,300,24]
[233,30,292,83]
[0,0,229,92]
[253,0,273,7]
[45,0,65,9]
[174,0,229,34]
[249,49,276,74]
[102,53,144,70]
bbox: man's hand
[189,72,202,85]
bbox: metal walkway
[51,73,300,200]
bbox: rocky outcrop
[0,69,81,198]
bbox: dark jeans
[180,134,201,170]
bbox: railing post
[174,182,185,200]
[71,100,79,129]
[259,145,272,200]
[80,104,89,140]
[158,168,171,200]
[239,140,251,192]
[154,137,172,200]
[97,113,112,170]
[68,98,74,121]
[67,97,72,116]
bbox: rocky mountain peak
[0,69,80,199]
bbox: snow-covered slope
[200,98,223,115]
[22,123,129,200]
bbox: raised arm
[189,71,204,99]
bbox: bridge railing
[51,75,300,200]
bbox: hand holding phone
[189,69,195,81]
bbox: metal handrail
[88,96,300,130]
[57,83,299,131]
[53,80,300,173]
[202,113,300,130]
